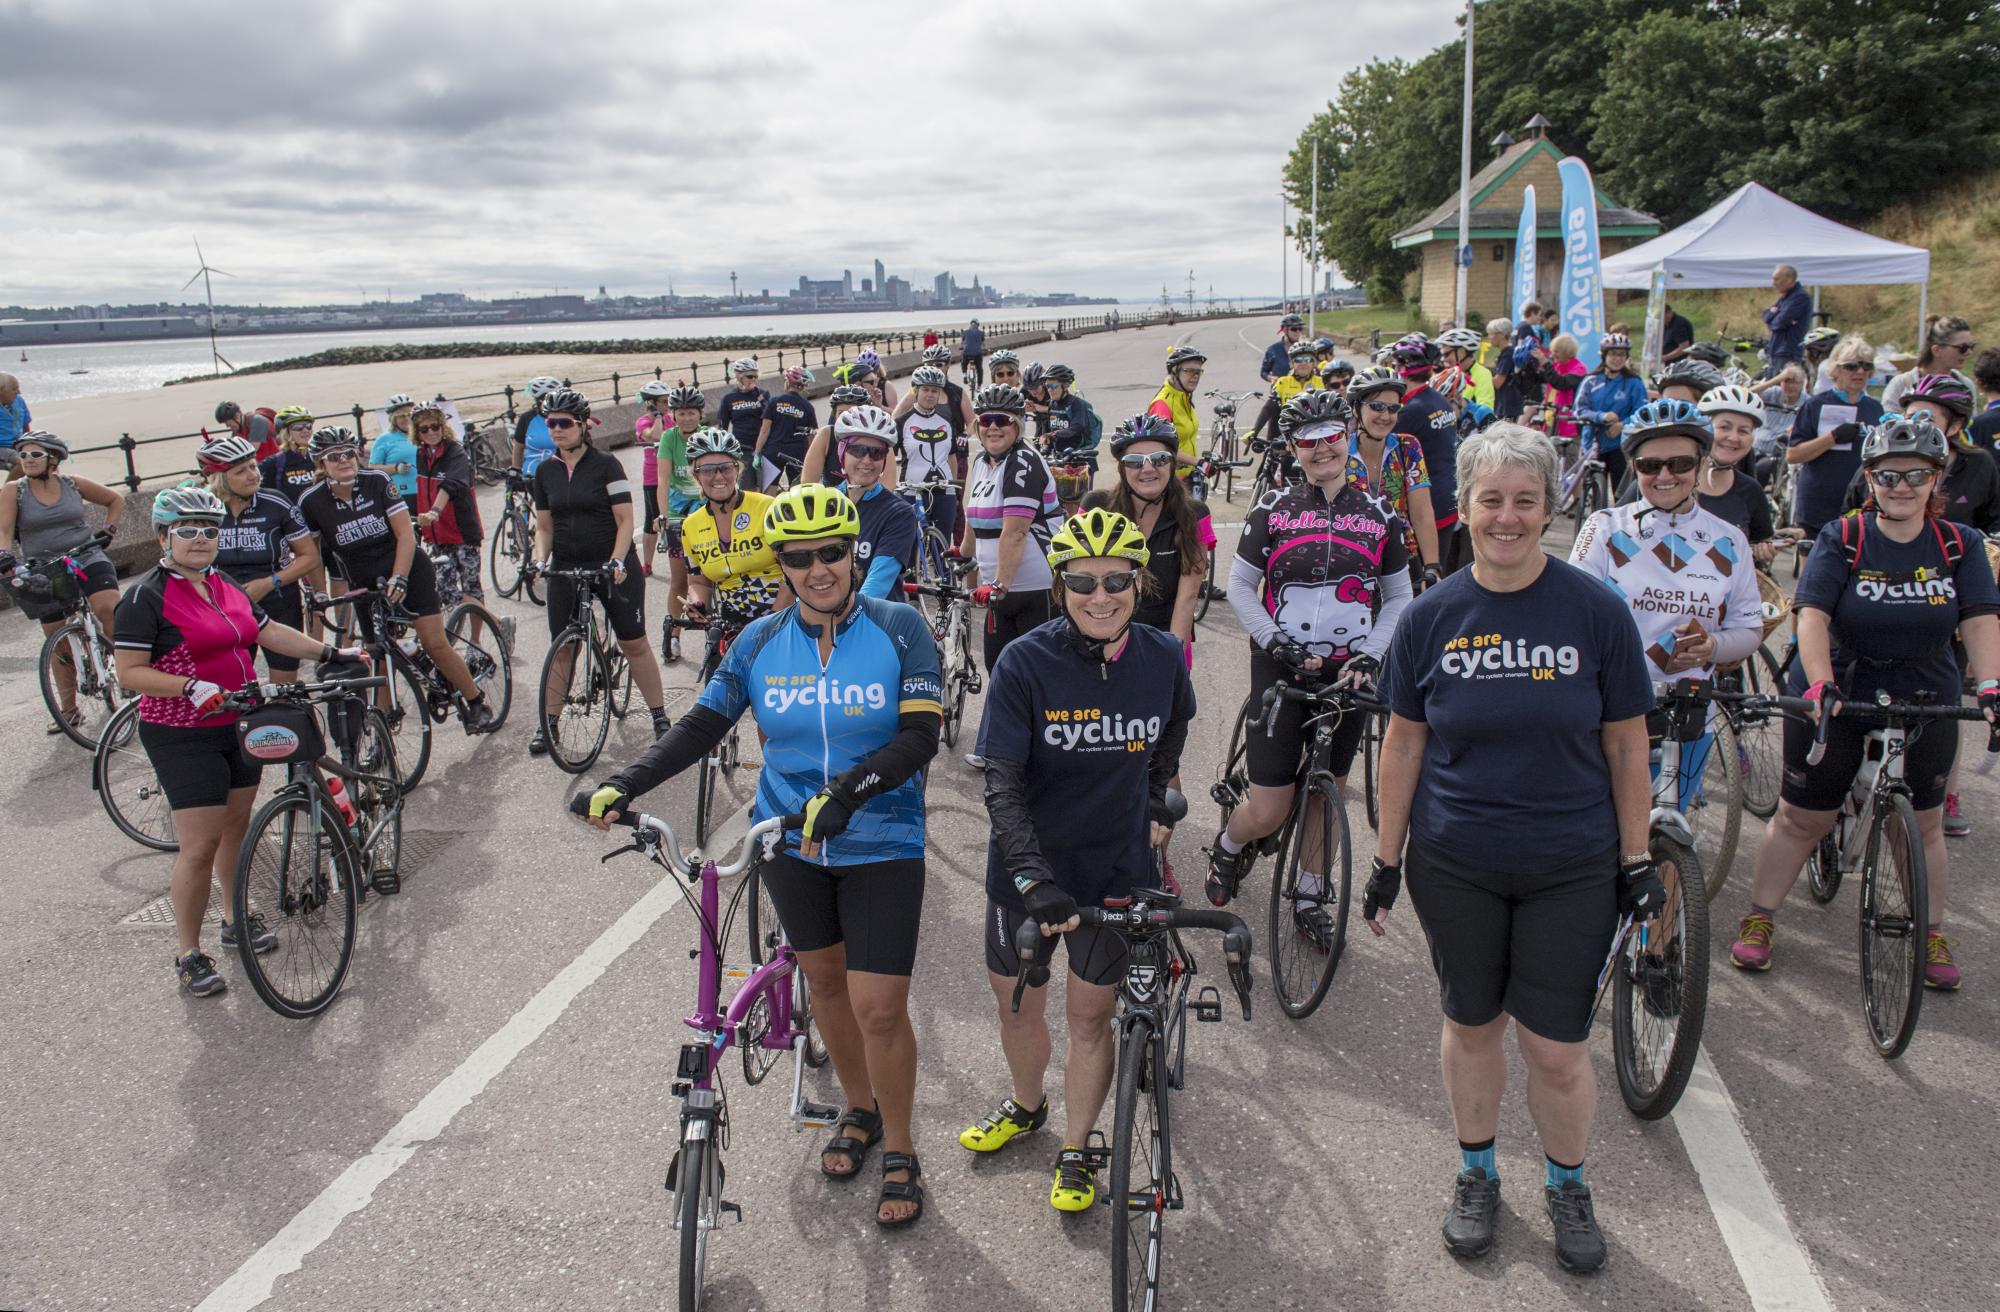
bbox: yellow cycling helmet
[1046,507,1150,569]
[764,483,860,544]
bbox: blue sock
[1459,1138,1497,1179]
[1546,1156,1585,1188]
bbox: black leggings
[758,852,925,976]
[982,588,1054,672]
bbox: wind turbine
[182,238,235,375]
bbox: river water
[8,303,1142,403]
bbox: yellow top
[681,491,784,621]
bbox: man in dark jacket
[1260,314,1306,381]
[1763,264,1813,369]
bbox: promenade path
[4,315,1994,1311]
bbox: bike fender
[1649,806,1695,848]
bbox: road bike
[534,562,636,773]
[7,535,126,749]
[904,561,981,750]
[593,810,831,1312]
[1009,892,1252,1311]
[667,615,749,846]
[488,476,543,605]
[227,673,403,1018]
[1200,389,1261,501]
[461,413,512,486]
[1243,436,1292,508]
[1647,679,1745,901]
[1549,427,1608,538]
[899,473,962,631]
[93,698,177,851]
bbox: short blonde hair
[1551,333,1579,360]
[1830,335,1875,367]
[1457,422,1559,519]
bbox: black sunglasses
[1060,570,1140,595]
[1869,467,1937,488]
[1635,454,1700,476]
[1364,400,1402,415]
[775,542,853,569]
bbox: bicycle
[1008,892,1253,1312]
[308,586,512,790]
[488,477,543,605]
[7,535,126,749]
[904,562,981,750]
[1051,456,1095,519]
[461,413,512,486]
[1776,689,1996,1058]
[898,473,963,631]
[534,562,636,774]
[666,615,749,847]
[1201,389,1261,501]
[1549,427,1608,538]
[592,809,831,1312]
[93,697,177,851]
[1243,436,1292,508]
[1646,679,1745,901]
[227,673,403,1018]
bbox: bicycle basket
[237,701,326,764]
[7,559,79,622]
[318,656,373,755]
[1756,569,1791,643]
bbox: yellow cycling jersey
[1270,373,1323,404]
[682,491,784,622]
[1148,382,1200,477]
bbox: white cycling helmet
[834,405,897,442]
[1436,327,1482,353]
[527,376,561,401]
[730,357,758,376]
[1699,383,1766,423]
[384,393,414,411]
[638,379,673,401]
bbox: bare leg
[984,968,1051,1109]
[848,970,920,1222]
[1747,801,1839,914]
[1439,1015,1508,1145]
[1516,1027,1595,1168]
[1061,978,1118,1146]
[211,786,259,920]
[169,805,228,956]
[618,635,666,712]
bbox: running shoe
[219,912,277,955]
[1729,913,1774,971]
[1943,794,1970,838]
[176,950,226,997]
[1545,1181,1607,1273]
[1925,932,1962,991]
[1441,1167,1500,1258]
[963,753,988,770]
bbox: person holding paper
[1786,336,1883,536]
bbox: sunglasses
[1635,454,1700,476]
[322,449,359,461]
[1290,432,1346,449]
[1939,340,1975,352]
[1839,362,1872,373]
[169,524,222,541]
[285,421,313,432]
[1120,451,1176,470]
[844,443,891,462]
[16,448,49,459]
[1364,401,1401,415]
[775,542,853,569]
[977,413,1017,428]
[1060,570,1139,595]
[693,462,738,477]
[546,416,578,430]
[1869,467,1938,489]
[416,422,446,434]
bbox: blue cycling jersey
[697,594,941,866]
[520,414,556,476]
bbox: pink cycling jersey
[112,566,268,726]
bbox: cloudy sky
[4,0,1463,308]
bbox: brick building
[1390,117,1660,328]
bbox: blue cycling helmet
[1622,398,1713,458]
[1108,413,1180,458]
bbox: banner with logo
[1512,184,1537,323]
[1558,156,1605,371]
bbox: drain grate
[120,830,460,928]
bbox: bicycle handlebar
[1258,678,1386,736]
[220,674,388,712]
[1008,901,1254,1020]
[606,810,797,880]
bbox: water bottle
[396,634,421,662]
[325,776,358,826]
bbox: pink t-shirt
[634,415,663,486]
[113,567,267,726]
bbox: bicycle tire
[1694,715,1745,902]
[940,607,971,750]
[1611,834,1710,1119]
[94,698,178,851]
[39,620,121,750]
[445,602,513,731]
[233,789,358,1019]
[695,750,721,848]
[352,708,403,888]
[719,726,741,779]
[540,630,612,774]
[1267,774,1351,1019]
[379,659,433,791]
[1859,791,1927,1059]
[1806,829,1842,904]
[1192,551,1215,624]
[1738,645,1784,819]
[1361,710,1381,833]
[1570,466,1604,537]
[489,511,529,599]
[1109,1016,1166,1312]
[675,1132,717,1312]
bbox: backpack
[1837,512,1965,574]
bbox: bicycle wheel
[39,620,121,749]
[352,709,403,888]
[1737,646,1784,819]
[1361,710,1381,833]
[1109,1016,1167,1312]
[233,789,358,1019]
[939,609,969,750]
[1569,466,1604,537]
[1859,792,1927,1059]
[1267,774,1352,1019]
[694,749,721,848]
[540,630,612,774]
[793,959,829,1068]
[1212,693,1255,832]
[1806,829,1843,905]
[1192,550,1215,624]
[445,602,513,731]
[1693,718,1744,902]
[94,699,177,851]
[489,511,529,599]
[1611,835,1710,1119]
[674,1132,719,1312]
[379,660,433,791]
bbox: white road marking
[1672,1049,1835,1312]
[194,805,753,1312]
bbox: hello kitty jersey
[1235,478,1409,660]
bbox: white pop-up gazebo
[1602,181,1931,368]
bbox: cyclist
[988,349,1024,389]
[1754,365,1808,488]
[962,507,1195,1213]
[961,318,986,385]
[882,366,961,522]
[1313,335,1338,370]
[577,484,941,1227]
[1146,344,1207,479]
[369,393,421,513]
[963,383,1063,692]
[753,365,818,490]
[1791,325,1842,392]
[1883,315,1975,414]
[679,427,789,642]
[1437,327,1494,410]
[258,406,318,503]
[410,400,487,633]
[1206,390,1413,931]
[510,375,562,479]
[213,401,279,461]
[716,358,770,458]
[830,406,920,599]
[651,384,708,660]
[800,382,877,484]
[1390,334,1467,575]
[1653,358,1727,407]
[113,485,363,997]
[1347,367,1440,586]
[526,388,670,750]
[1571,332,1648,492]
[1692,385,1779,563]
[1319,357,1356,393]
[1039,365,1100,513]
[293,425,498,734]
[1249,341,1324,448]
[198,434,321,685]
[1787,336,1882,539]
[1260,312,1307,381]
[1732,414,2000,990]
[1101,415,1211,658]
[634,379,675,575]
[0,432,126,733]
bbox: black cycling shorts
[757,852,925,976]
[138,720,262,810]
[982,587,1054,673]
[641,482,661,536]
[349,549,441,619]
[1245,646,1366,788]
[1781,702,1958,812]
[983,898,1129,987]
[544,550,648,643]
[1403,840,1618,1044]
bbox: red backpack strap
[1928,516,1966,568]
[1839,512,1865,572]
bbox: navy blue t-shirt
[1394,385,1460,525]
[1787,390,1883,533]
[259,450,318,505]
[1792,514,2000,701]
[759,391,818,465]
[845,481,920,594]
[1383,557,1653,874]
[977,621,1196,909]
[718,387,769,447]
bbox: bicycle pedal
[1167,1173,1185,1210]
[720,1200,744,1222]
[795,1100,841,1128]
[1193,985,1223,1023]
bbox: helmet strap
[1059,606,1129,675]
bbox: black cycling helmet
[828,383,870,407]
[1043,364,1076,387]
[541,387,591,421]
[1163,345,1208,371]
[1279,313,1305,330]
[1683,341,1731,368]
[664,384,706,411]
[1108,413,1180,458]
[308,425,361,458]
[1861,413,1949,468]
[973,383,1027,416]
[1655,359,1727,395]
[1278,389,1353,440]
[214,401,242,424]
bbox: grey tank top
[14,477,106,565]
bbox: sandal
[877,1151,925,1228]
[820,1105,883,1180]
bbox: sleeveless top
[14,477,110,568]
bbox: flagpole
[1455,0,1475,324]
[1310,138,1321,335]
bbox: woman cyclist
[1206,390,1413,941]
[830,406,920,599]
[1102,415,1212,657]
[1692,385,1779,565]
[753,365,819,490]
[1572,332,1648,492]
[1147,344,1207,478]
[258,406,318,504]
[1883,315,1975,413]
[197,434,322,684]
[1437,327,1494,410]
[527,387,670,752]
[1347,366,1440,585]
[293,425,498,734]
[0,431,126,734]
[801,382,881,484]
[987,349,1024,390]
[410,400,488,646]
[1250,340,1322,450]
[679,427,789,640]
[716,358,770,466]
[1788,336,1882,540]
[576,484,941,1227]
[113,485,362,996]
[1731,414,2000,990]
[963,383,1063,689]
[510,375,562,480]
[882,367,963,527]
[369,393,421,514]
[651,383,707,660]
[960,507,1195,1214]
[633,379,675,575]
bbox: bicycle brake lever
[600,838,648,864]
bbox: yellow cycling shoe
[959,1096,1049,1153]
[1050,1146,1096,1213]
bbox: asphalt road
[5,315,1997,1312]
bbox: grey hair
[1486,317,1512,339]
[1829,335,1875,367]
[1456,421,1560,519]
